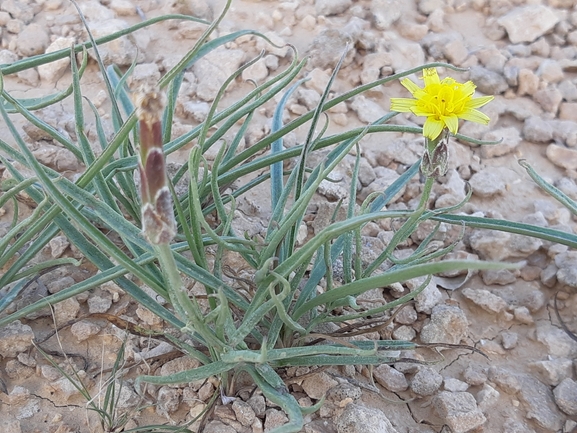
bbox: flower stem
[363,175,435,277]
[153,242,223,350]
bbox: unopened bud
[135,86,176,245]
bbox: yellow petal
[466,95,494,109]
[423,118,444,140]
[442,115,459,135]
[422,68,440,87]
[459,108,491,124]
[460,81,476,96]
[411,105,435,117]
[400,78,422,96]
[390,98,417,112]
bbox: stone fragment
[469,229,512,260]
[553,378,577,415]
[463,365,488,386]
[398,20,428,41]
[469,169,506,198]
[559,103,577,122]
[529,358,574,386]
[232,400,256,426]
[32,144,81,172]
[302,372,338,400]
[79,0,115,20]
[264,408,288,431]
[517,69,540,96]
[546,144,577,170]
[0,49,18,65]
[395,305,418,325]
[304,68,331,95]
[136,305,163,326]
[444,38,470,65]
[487,367,521,395]
[87,295,112,314]
[470,66,508,95]
[476,384,500,412]
[87,19,145,66]
[444,378,469,392]
[548,119,577,147]
[481,127,522,158]
[315,0,352,16]
[360,52,392,85]
[113,381,140,409]
[373,365,408,392]
[5,359,34,380]
[1,0,34,23]
[203,421,235,433]
[392,325,414,341]
[45,276,75,294]
[336,404,399,433]
[247,394,266,417]
[481,269,517,285]
[7,386,30,406]
[518,375,564,431]
[15,23,49,57]
[513,306,534,325]
[536,324,577,358]
[351,95,386,123]
[179,101,210,123]
[433,391,486,433]
[533,87,563,114]
[38,37,76,84]
[326,383,362,404]
[359,167,404,203]
[193,48,246,102]
[109,0,136,16]
[49,235,70,258]
[420,304,468,345]
[559,80,577,101]
[435,169,466,208]
[307,29,353,70]
[477,47,508,73]
[523,116,553,143]
[241,58,269,83]
[17,398,40,419]
[537,59,564,83]
[498,6,560,44]
[411,367,443,396]
[49,375,83,400]
[53,297,80,325]
[370,0,403,30]
[501,331,518,350]
[0,419,21,433]
[159,356,200,381]
[70,320,101,342]
[7,18,26,33]
[461,288,508,314]
[197,381,214,402]
[378,140,421,166]
[510,234,543,259]
[128,62,161,88]
[388,40,425,72]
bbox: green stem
[154,243,223,350]
[363,176,435,277]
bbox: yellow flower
[390,68,494,140]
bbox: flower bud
[135,86,176,245]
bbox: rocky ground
[1,0,577,432]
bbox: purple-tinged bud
[135,86,176,245]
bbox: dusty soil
[1,0,577,433]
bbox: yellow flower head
[390,68,494,140]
